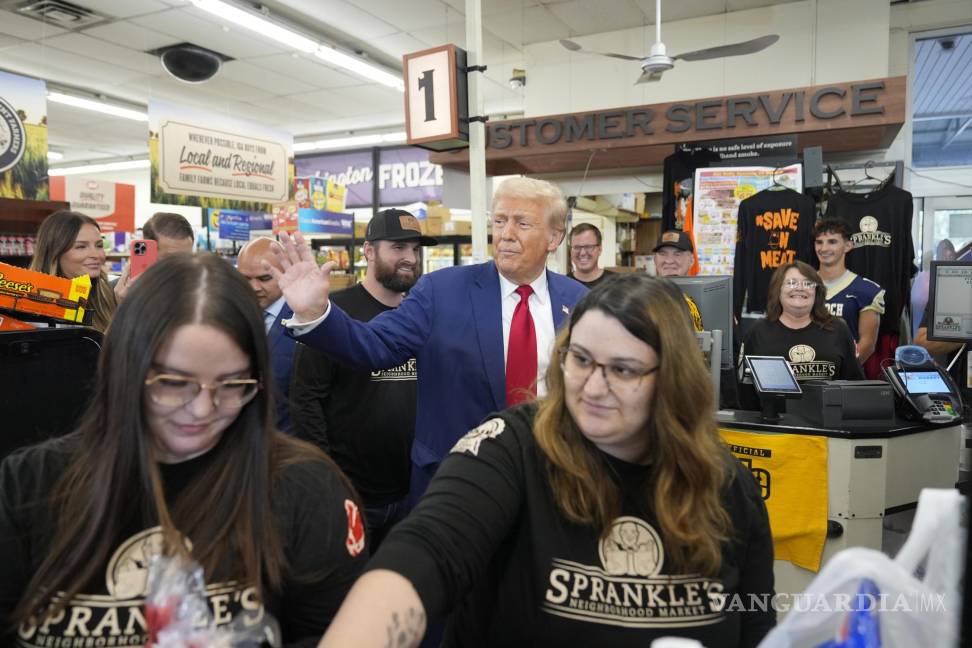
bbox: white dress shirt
[499,270,555,397]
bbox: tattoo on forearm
[383,607,426,648]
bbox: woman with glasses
[319,275,775,648]
[738,261,864,409]
[0,254,364,646]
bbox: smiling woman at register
[738,261,864,409]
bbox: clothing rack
[826,160,904,191]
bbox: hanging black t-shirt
[737,318,864,409]
[370,404,776,648]
[290,283,416,507]
[0,434,366,647]
[733,188,817,317]
[824,184,915,334]
[662,149,721,231]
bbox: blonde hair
[533,275,732,575]
[30,210,116,332]
[492,177,568,231]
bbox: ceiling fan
[560,0,780,84]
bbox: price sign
[403,44,469,151]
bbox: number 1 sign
[403,44,469,151]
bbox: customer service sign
[150,101,291,206]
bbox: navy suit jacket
[291,261,587,470]
[269,303,296,431]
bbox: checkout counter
[722,356,965,597]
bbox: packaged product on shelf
[311,177,327,210]
[293,178,311,209]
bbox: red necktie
[506,285,537,406]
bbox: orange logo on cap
[399,215,421,233]
[662,232,680,243]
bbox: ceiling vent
[13,0,106,29]
[147,43,234,84]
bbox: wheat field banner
[0,70,48,201]
[150,100,293,212]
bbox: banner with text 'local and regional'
[150,100,293,212]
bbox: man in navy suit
[271,177,587,504]
[237,237,296,431]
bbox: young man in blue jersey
[814,218,886,363]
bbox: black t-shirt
[290,283,416,506]
[0,434,366,647]
[567,269,614,289]
[737,318,865,409]
[824,184,916,334]
[662,149,721,231]
[370,404,776,648]
[733,188,816,317]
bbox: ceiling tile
[218,60,315,95]
[75,0,171,19]
[82,20,179,51]
[547,0,647,37]
[346,0,454,33]
[130,8,288,59]
[40,33,163,75]
[248,53,363,89]
[0,33,25,50]
[409,20,468,48]
[0,43,145,86]
[371,32,429,60]
[279,0,402,40]
[330,84,405,114]
[0,10,67,40]
[485,6,569,47]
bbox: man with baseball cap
[290,208,436,550]
[654,229,703,332]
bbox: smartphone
[130,239,158,279]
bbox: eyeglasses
[571,244,600,254]
[559,346,658,393]
[784,279,818,290]
[144,373,261,409]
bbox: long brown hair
[765,261,834,328]
[533,275,732,575]
[29,210,116,331]
[14,253,342,625]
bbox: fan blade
[672,34,779,62]
[635,69,664,84]
[559,39,644,61]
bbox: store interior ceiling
[0,0,965,171]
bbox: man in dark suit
[237,237,295,431]
[271,177,588,504]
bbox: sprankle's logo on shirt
[543,516,726,629]
[851,215,892,248]
[450,418,505,456]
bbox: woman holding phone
[0,253,365,646]
[29,210,116,331]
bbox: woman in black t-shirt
[320,275,775,648]
[738,262,864,409]
[0,254,364,647]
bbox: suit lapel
[268,304,292,354]
[547,271,571,330]
[471,262,506,410]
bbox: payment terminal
[883,345,963,424]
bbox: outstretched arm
[318,570,426,648]
[266,233,337,323]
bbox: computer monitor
[927,261,972,343]
[668,275,733,367]
[744,355,802,395]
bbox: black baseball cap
[365,208,438,245]
[653,229,694,253]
